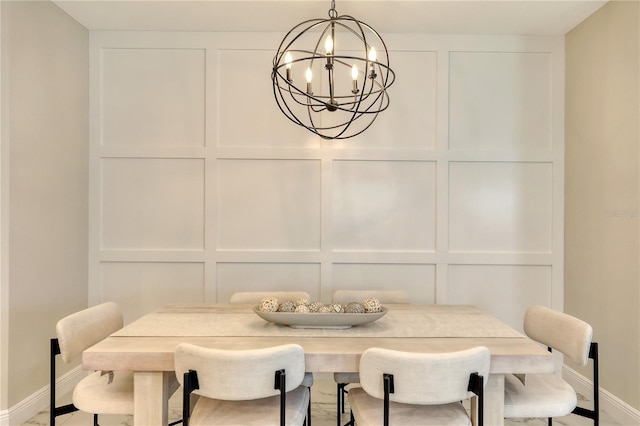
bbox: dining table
[82,303,554,426]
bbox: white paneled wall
[333,160,437,251]
[448,162,553,253]
[449,51,553,151]
[217,159,321,250]
[100,48,206,148]
[90,32,564,330]
[101,158,205,250]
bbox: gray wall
[565,0,640,411]
[1,0,88,408]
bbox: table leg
[134,371,178,426]
[484,373,505,426]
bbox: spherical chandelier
[272,0,395,140]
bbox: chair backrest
[332,290,410,305]
[56,302,123,363]
[229,291,311,304]
[523,305,593,366]
[175,343,306,401]
[359,346,490,405]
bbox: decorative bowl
[252,306,388,329]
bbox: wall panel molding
[89,32,564,329]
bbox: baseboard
[563,365,640,426]
[0,366,84,426]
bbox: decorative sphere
[328,303,344,313]
[318,305,332,313]
[363,297,382,313]
[308,301,325,313]
[258,297,280,312]
[278,300,296,312]
[294,304,311,313]
[344,302,365,314]
[295,298,310,307]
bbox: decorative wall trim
[0,366,84,426]
[563,365,640,425]
[89,32,566,331]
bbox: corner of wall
[0,0,11,414]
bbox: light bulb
[305,67,313,94]
[368,47,377,78]
[284,52,293,81]
[351,64,359,93]
[368,47,377,62]
[325,35,334,55]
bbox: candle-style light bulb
[351,64,359,93]
[368,47,377,78]
[325,35,334,55]
[324,35,334,68]
[368,47,377,62]
[284,52,293,81]
[305,67,313,94]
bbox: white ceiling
[52,0,608,35]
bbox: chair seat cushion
[334,372,360,384]
[348,387,471,426]
[504,373,577,418]
[72,371,134,415]
[190,385,309,426]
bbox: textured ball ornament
[294,304,311,313]
[258,297,279,312]
[277,300,296,312]
[295,298,310,307]
[344,302,365,314]
[328,303,344,313]
[308,301,325,313]
[363,297,383,313]
[318,305,332,313]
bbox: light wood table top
[83,303,553,425]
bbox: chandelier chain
[329,0,337,18]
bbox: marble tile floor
[24,373,620,426]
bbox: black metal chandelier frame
[272,1,395,140]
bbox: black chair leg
[336,383,352,426]
[571,342,599,426]
[336,383,342,426]
[93,413,99,426]
[344,410,355,426]
[307,388,312,426]
[50,338,79,426]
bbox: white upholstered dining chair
[332,289,410,426]
[504,305,599,425]
[175,343,310,426]
[347,346,490,426]
[50,302,134,426]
